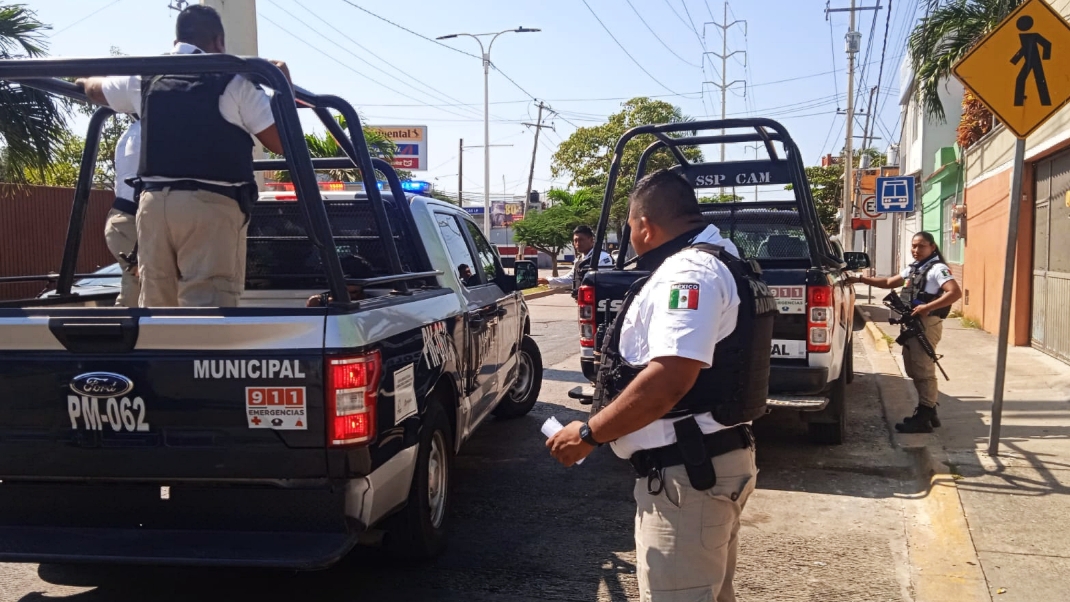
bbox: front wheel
[385,400,453,559]
[493,335,543,419]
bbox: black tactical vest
[137,73,255,184]
[901,255,951,319]
[590,230,778,426]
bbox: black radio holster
[237,182,258,224]
[673,416,716,491]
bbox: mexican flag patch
[669,283,700,310]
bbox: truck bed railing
[592,118,842,272]
[2,55,434,306]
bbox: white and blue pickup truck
[0,55,543,568]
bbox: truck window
[703,209,810,260]
[436,213,480,287]
[463,220,500,282]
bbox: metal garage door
[1032,152,1070,364]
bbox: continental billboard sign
[366,125,428,171]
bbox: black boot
[895,405,936,433]
[930,405,941,428]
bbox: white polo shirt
[900,259,954,295]
[610,225,742,460]
[547,250,614,288]
[113,120,140,202]
[100,42,276,187]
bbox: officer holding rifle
[846,231,962,433]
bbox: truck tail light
[327,350,381,446]
[578,285,596,348]
[807,285,833,353]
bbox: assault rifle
[882,291,949,380]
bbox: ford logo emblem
[70,372,134,398]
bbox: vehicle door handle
[468,315,484,329]
[496,306,508,317]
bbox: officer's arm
[850,274,904,288]
[254,124,285,156]
[587,356,703,443]
[76,77,109,106]
[925,279,963,312]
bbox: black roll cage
[0,54,436,306]
[591,118,843,272]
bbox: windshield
[702,208,809,260]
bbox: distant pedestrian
[846,231,962,432]
[538,225,613,295]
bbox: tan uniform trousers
[902,315,944,408]
[103,208,141,308]
[634,446,758,602]
[136,187,247,308]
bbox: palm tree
[908,0,1022,131]
[0,5,68,183]
[271,115,398,182]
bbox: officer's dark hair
[340,254,375,279]
[176,5,225,50]
[629,169,701,222]
[912,231,946,263]
[573,225,594,238]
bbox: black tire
[385,400,453,560]
[492,335,543,419]
[809,350,847,445]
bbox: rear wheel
[493,335,543,419]
[808,349,847,445]
[386,400,453,559]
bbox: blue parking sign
[875,176,916,212]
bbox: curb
[856,310,989,600]
[523,288,563,301]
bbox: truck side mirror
[514,260,538,290]
[843,251,871,270]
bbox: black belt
[111,197,138,216]
[141,180,245,202]
[629,424,753,477]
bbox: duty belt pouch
[673,416,716,491]
[237,183,257,224]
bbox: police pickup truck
[0,56,543,568]
[573,118,870,444]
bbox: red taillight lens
[327,351,381,446]
[806,285,833,353]
[578,285,595,305]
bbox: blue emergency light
[373,180,431,194]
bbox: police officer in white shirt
[102,119,140,307]
[846,231,962,432]
[538,225,614,292]
[77,5,290,308]
[549,170,774,602]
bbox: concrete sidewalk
[855,285,1070,601]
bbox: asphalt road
[1,295,921,602]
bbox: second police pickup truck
[0,56,543,568]
[573,119,870,444]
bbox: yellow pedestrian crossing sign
[953,0,1070,138]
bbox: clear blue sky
[30,0,921,197]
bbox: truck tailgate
[0,312,329,481]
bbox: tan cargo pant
[634,446,758,602]
[902,315,944,408]
[103,208,140,308]
[136,187,247,308]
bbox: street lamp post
[437,27,540,235]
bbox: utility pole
[703,3,747,162]
[826,0,881,252]
[522,101,554,220]
[458,138,463,204]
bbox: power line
[260,14,484,120]
[678,0,708,50]
[267,0,484,120]
[338,0,480,60]
[580,0,680,95]
[625,0,703,68]
[870,0,895,146]
[828,13,841,110]
[51,0,125,37]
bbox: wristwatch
[579,422,601,446]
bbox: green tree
[0,4,69,183]
[20,128,83,187]
[272,115,403,182]
[698,193,743,203]
[551,98,702,230]
[907,0,1021,144]
[512,204,584,277]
